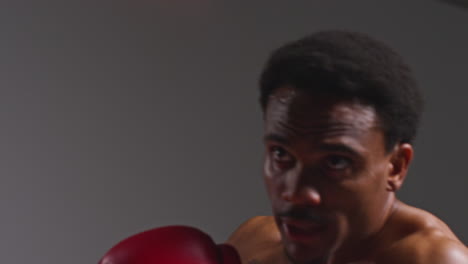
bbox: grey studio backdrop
[0,1,467,263]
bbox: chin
[277,221,333,263]
[284,241,328,264]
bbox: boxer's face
[263,86,396,264]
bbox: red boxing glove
[98,225,241,264]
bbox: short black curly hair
[259,30,424,151]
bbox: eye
[271,146,293,161]
[324,155,351,171]
[268,146,295,171]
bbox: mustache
[277,207,327,224]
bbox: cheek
[263,157,292,206]
[263,157,280,199]
[327,164,390,238]
[322,185,373,245]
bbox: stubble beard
[283,247,332,264]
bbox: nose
[280,167,322,206]
[281,187,321,206]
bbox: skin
[226,86,468,264]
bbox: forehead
[264,86,381,140]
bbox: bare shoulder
[377,202,468,264]
[420,236,468,264]
[378,229,468,264]
[226,215,279,246]
[226,216,282,263]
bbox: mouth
[280,217,327,243]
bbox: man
[226,30,468,264]
[98,30,468,264]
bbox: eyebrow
[315,143,361,158]
[263,133,290,145]
[263,133,363,158]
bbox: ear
[386,143,414,192]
